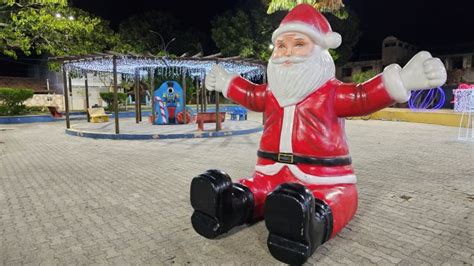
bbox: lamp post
[149,30,175,55]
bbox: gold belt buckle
[278,153,294,164]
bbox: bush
[100,92,128,110]
[351,70,377,83]
[0,88,34,115]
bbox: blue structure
[230,107,248,121]
[153,81,184,124]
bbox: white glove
[383,51,447,103]
[205,65,238,97]
[401,51,447,90]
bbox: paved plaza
[0,113,473,265]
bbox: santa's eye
[277,43,285,49]
[295,42,304,47]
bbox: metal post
[196,79,200,114]
[150,68,155,124]
[62,66,70,129]
[182,72,187,124]
[68,75,73,110]
[85,74,90,122]
[215,91,220,131]
[200,80,203,112]
[134,69,139,124]
[113,56,120,134]
[138,72,142,122]
[203,81,207,112]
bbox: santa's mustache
[270,56,307,65]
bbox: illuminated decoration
[453,84,474,112]
[64,56,266,82]
[408,87,445,110]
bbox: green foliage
[211,3,282,61]
[99,92,127,110]
[0,87,34,115]
[118,11,204,56]
[0,1,125,61]
[265,0,347,18]
[211,2,359,64]
[351,70,377,83]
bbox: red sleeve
[226,76,267,112]
[334,75,395,117]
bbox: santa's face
[272,33,314,60]
[267,32,335,107]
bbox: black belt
[257,150,352,166]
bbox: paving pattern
[0,113,473,265]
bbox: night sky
[73,0,474,58]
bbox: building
[336,36,474,86]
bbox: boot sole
[265,187,312,265]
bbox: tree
[211,1,359,64]
[265,0,347,18]
[0,1,124,60]
[211,3,282,61]
[118,11,204,56]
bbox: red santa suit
[225,75,395,238]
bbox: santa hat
[272,4,342,49]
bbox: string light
[65,56,266,82]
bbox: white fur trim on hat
[272,22,342,49]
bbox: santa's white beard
[267,47,336,107]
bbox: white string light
[65,56,266,81]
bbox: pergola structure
[51,52,266,134]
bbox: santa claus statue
[190,4,446,264]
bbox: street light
[149,30,176,55]
[164,37,176,54]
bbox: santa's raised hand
[205,65,238,97]
[383,51,447,103]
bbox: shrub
[351,70,377,83]
[0,88,34,115]
[99,92,127,110]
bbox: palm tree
[266,0,345,17]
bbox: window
[361,66,373,72]
[384,42,396,48]
[452,57,464,70]
[398,42,403,47]
[342,68,352,77]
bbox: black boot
[264,183,333,265]
[190,169,254,239]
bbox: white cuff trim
[221,74,240,98]
[382,64,411,103]
[255,163,357,185]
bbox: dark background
[73,0,474,57]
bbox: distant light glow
[68,16,74,20]
[269,44,274,50]
[408,87,445,110]
[55,13,62,18]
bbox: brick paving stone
[0,113,473,265]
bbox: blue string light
[408,87,445,110]
[65,56,266,82]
